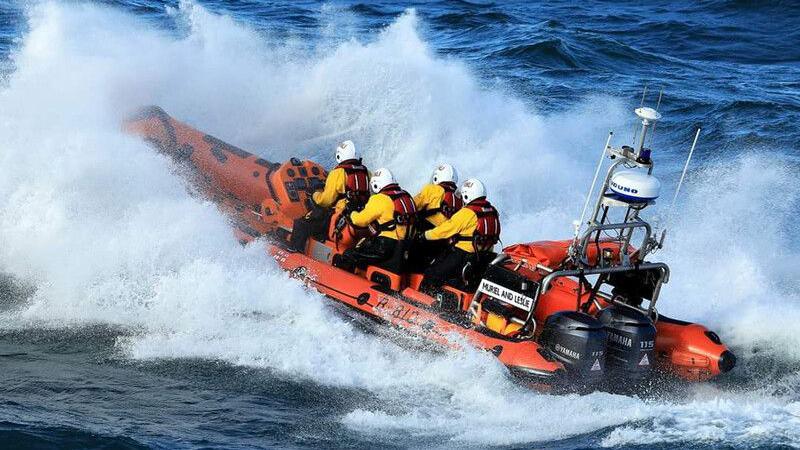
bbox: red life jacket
[336,159,370,210]
[439,182,463,219]
[419,182,463,220]
[456,198,501,252]
[368,184,417,236]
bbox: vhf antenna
[648,89,664,149]
[632,84,648,145]
[574,131,614,241]
[671,127,701,209]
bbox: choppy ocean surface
[0,0,799,448]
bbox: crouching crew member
[419,178,500,293]
[414,163,463,231]
[289,140,369,252]
[334,168,416,272]
[411,163,463,268]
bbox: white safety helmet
[431,163,458,185]
[370,167,396,193]
[461,178,487,203]
[335,140,358,163]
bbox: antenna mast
[671,128,701,208]
[632,85,649,145]
[569,103,664,266]
[577,132,614,233]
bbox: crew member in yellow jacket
[334,168,416,272]
[289,140,369,252]
[419,178,501,295]
[412,163,464,268]
[415,163,464,227]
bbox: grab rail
[575,220,652,266]
[536,262,670,315]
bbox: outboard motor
[597,306,656,380]
[539,311,607,383]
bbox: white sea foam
[0,1,798,446]
[602,393,800,448]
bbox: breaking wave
[0,1,797,446]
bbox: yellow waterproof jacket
[414,183,448,226]
[424,207,479,253]
[350,193,408,240]
[312,167,348,213]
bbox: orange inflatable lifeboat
[124,105,735,389]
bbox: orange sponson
[124,106,326,231]
[654,316,735,381]
[272,248,564,379]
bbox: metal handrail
[576,220,652,266]
[536,262,670,314]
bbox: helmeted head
[461,178,486,203]
[431,163,458,185]
[370,168,396,193]
[335,140,358,163]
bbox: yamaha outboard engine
[597,306,656,380]
[539,311,607,384]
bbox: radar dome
[609,171,661,203]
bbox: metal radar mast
[534,95,702,318]
[568,105,669,270]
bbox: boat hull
[124,106,735,386]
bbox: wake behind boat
[124,104,735,390]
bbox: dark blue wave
[1,1,799,449]
[0,422,148,450]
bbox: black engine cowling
[597,305,656,380]
[539,311,607,383]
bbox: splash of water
[0,1,798,446]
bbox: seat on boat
[366,266,404,291]
[365,240,413,291]
[441,251,497,292]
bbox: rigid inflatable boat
[124,105,735,388]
